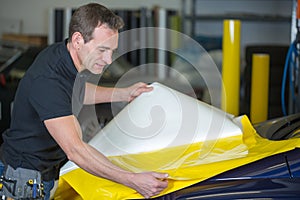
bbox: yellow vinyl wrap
[221,20,241,116]
[54,115,300,200]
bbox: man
[0,3,168,199]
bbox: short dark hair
[69,3,124,43]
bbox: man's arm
[83,82,153,104]
[44,115,168,198]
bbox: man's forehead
[90,27,119,48]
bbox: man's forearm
[84,82,128,104]
[74,142,134,186]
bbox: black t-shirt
[1,39,87,181]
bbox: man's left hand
[125,82,153,102]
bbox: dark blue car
[150,113,300,200]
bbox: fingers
[131,171,169,199]
[152,172,169,180]
[128,82,153,101]
[142,172,169,198]
[134,82,153,94]
[142,181,168,199]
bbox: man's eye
[113,49,118,54]
[99,49,106,53]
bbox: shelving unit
[181,0,292,38]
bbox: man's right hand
[127,172,169,199]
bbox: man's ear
[71,32,84,50]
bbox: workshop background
[0,0,296,143]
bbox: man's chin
[90,69,104,75]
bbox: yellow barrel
[250,54,270,124]
[221,20,241,116]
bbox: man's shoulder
[27,40,75,79]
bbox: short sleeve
[29,77,73,121]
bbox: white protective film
[60,82,245,175]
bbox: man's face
[79,24,119,74]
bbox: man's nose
[103,51,112,65]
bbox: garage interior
[1,0,300,199]
[0,0,296,138]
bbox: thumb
[152,172,169,180]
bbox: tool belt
[0,165,44,199]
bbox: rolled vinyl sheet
[60,82,243,175]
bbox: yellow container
[250,54,270,124]
[221,20,241,116]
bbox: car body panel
[150,148,300,199]
[149,113,300,200]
